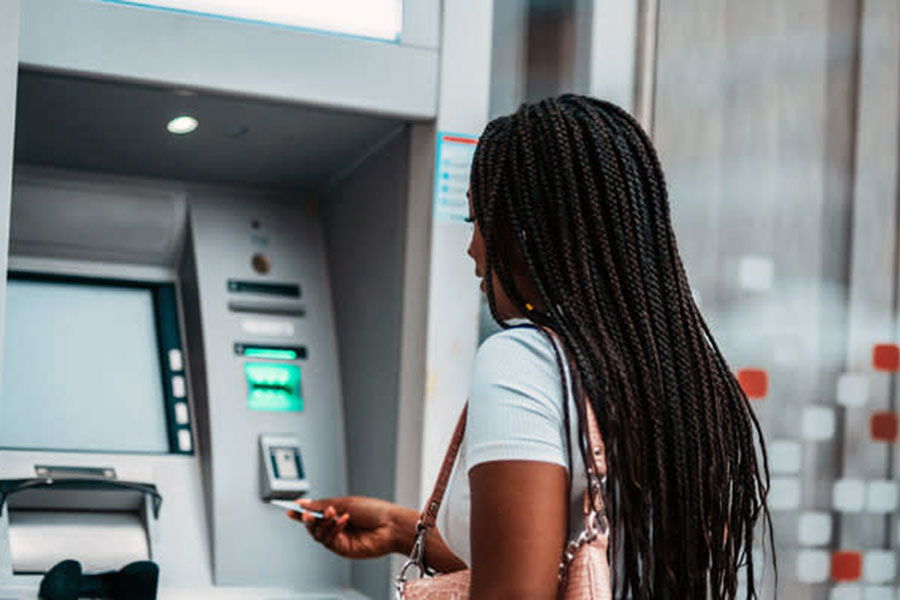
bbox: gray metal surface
[14,71,408,191]
[10,167,188,266]
[184,193,350,589]
[322,127,410,600]
[18,0,439,120]
[0,0,18,389]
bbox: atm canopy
[15,70,410,191]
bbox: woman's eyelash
[464,216,475,223]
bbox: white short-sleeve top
[435,323,589,566]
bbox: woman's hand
[288,496,417,559]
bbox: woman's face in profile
[466,193,487,288]
[466,191,535,320]
[466,193,490,303]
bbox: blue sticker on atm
[434,132,478,222]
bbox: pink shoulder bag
[395,334,612,599]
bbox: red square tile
[873,343,900,371]
[831,551,862,582]
[870,412,899,443]
[736,368,768,399]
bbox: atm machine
[0,70,415,599]
[0,0,496,597]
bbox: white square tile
[834,479,866,512]
[837,373,870,407]
[770,477,802,510]
[770,440,802,475]
[802,406,836,440]
[863,586,892,600]
[831,585,862,600]
[773,338,802,366]
[798,511,832,546]
[867,480,899,513]
[864,551,895,583]
[797,549,830,583]
[739,256,774,291]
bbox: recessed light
[167,115,198,135]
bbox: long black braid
[469,95,773,599]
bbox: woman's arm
[469,460,569,600]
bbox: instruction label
[434,132,478,222]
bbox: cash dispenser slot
[234,343,308,361]
[227,280,301,297]
[227,299,306,317]
[0,476,161,575]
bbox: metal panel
[185,192,350,589]
[0,0,18,386]
[418,0,495,503]
[323,128,410,600]
[19,0,438,120]
[402,0,440,49]
[392,121,435,547]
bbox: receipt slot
[259,434,310,500]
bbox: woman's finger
[286,510,304,523]
[310,516,339,544]
[318,520,343,547]
[298,497,336,513]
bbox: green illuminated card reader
[259,434,310,500]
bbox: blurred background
[487,2,899,598]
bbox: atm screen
[0,275,175,453]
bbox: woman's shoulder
[478,322,557,359]
[472,323,563,393]
[466,323,571,469]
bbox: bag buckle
[394,522,428,597]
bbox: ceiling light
[167,115,198,135]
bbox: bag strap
[539,326,607,523]
[396,406,468,583]
[417,404,468,531]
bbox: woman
[290,95,772,599]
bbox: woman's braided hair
[469,94,772,599]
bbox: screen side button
[172,375,186,398]
[168,349,184,372]
[177,429,192,452]
[174,402,190,425]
